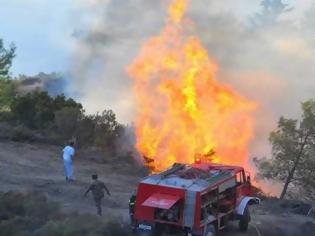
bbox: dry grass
[0,191,133,236]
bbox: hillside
[0,140,314,236]
[0,141,140,221]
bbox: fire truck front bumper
[136,222,154,234]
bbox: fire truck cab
[132,163,260,236]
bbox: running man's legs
[94,197,103,216]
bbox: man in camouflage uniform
[84,174,111,216]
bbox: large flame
[128,0,256,171]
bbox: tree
[54,108,123,151]
[0,79,15,113]
[93,110,121,150]
[255,100,315,199]
[11,92,53,128]
[54,107,82,142]
[251,0,292,27]
[0,39,16,117]
[52,94,82,111]
[0,39,16,80]
[11,91,82,129]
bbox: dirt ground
[0,140,314,236]
[0,141,141,222]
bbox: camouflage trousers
[94,196,103,216]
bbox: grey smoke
[68,0,315,161]
[16,72,72,98]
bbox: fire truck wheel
[204,224,216,236]
[239,206,250,232]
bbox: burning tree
[127,0,256,171]
[255,100,315,199]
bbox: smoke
[188,0,315,158]
[15,73,72,97]
[69,0,315,162]
[69,0,166,123]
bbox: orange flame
[128,0,256,171]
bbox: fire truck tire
[239,206,250,232]
[204,224,216,236]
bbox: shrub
[11,92,52,128]
[34,220,67,236]
[0,110,14,121]
[0,79,16,121]
[0,191,133,236]
[92,110,122,154]
[54,107,82,142]
[10,92,82,129]
[54,109,124,154]
[52,94,82,111]
[11,124,34,142]
[104,219,133,236]
[75,116,95,148]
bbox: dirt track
[0,141,314,236]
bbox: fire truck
[131,162,260,236]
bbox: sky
[0,0,77,76]
[0,0,311,77]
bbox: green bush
[75,116,95,147]
[0,191,133,236]
[4,90,125,155]
[54,109,123,153]
[10,92,82,129]
[91,110,123,154]
[0,192,59,236]
[52,94,82,111]
[0,110,14,121]
[0,79,16,121]
[0,39,16,80]
[54,107,82,142]
[1,79,126,156]
[11,92,51,128]
[11,124,34,142]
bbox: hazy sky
[0,0,76,76]
[0,0,312,76]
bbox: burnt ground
[0,140,314,236]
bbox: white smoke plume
[69,0,315,163]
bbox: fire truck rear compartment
[134,163,256,236]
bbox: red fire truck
[131,162,260,236]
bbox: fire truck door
[235,171,246,204]
[142,193,181,209]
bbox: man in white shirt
[63,141,75,181]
